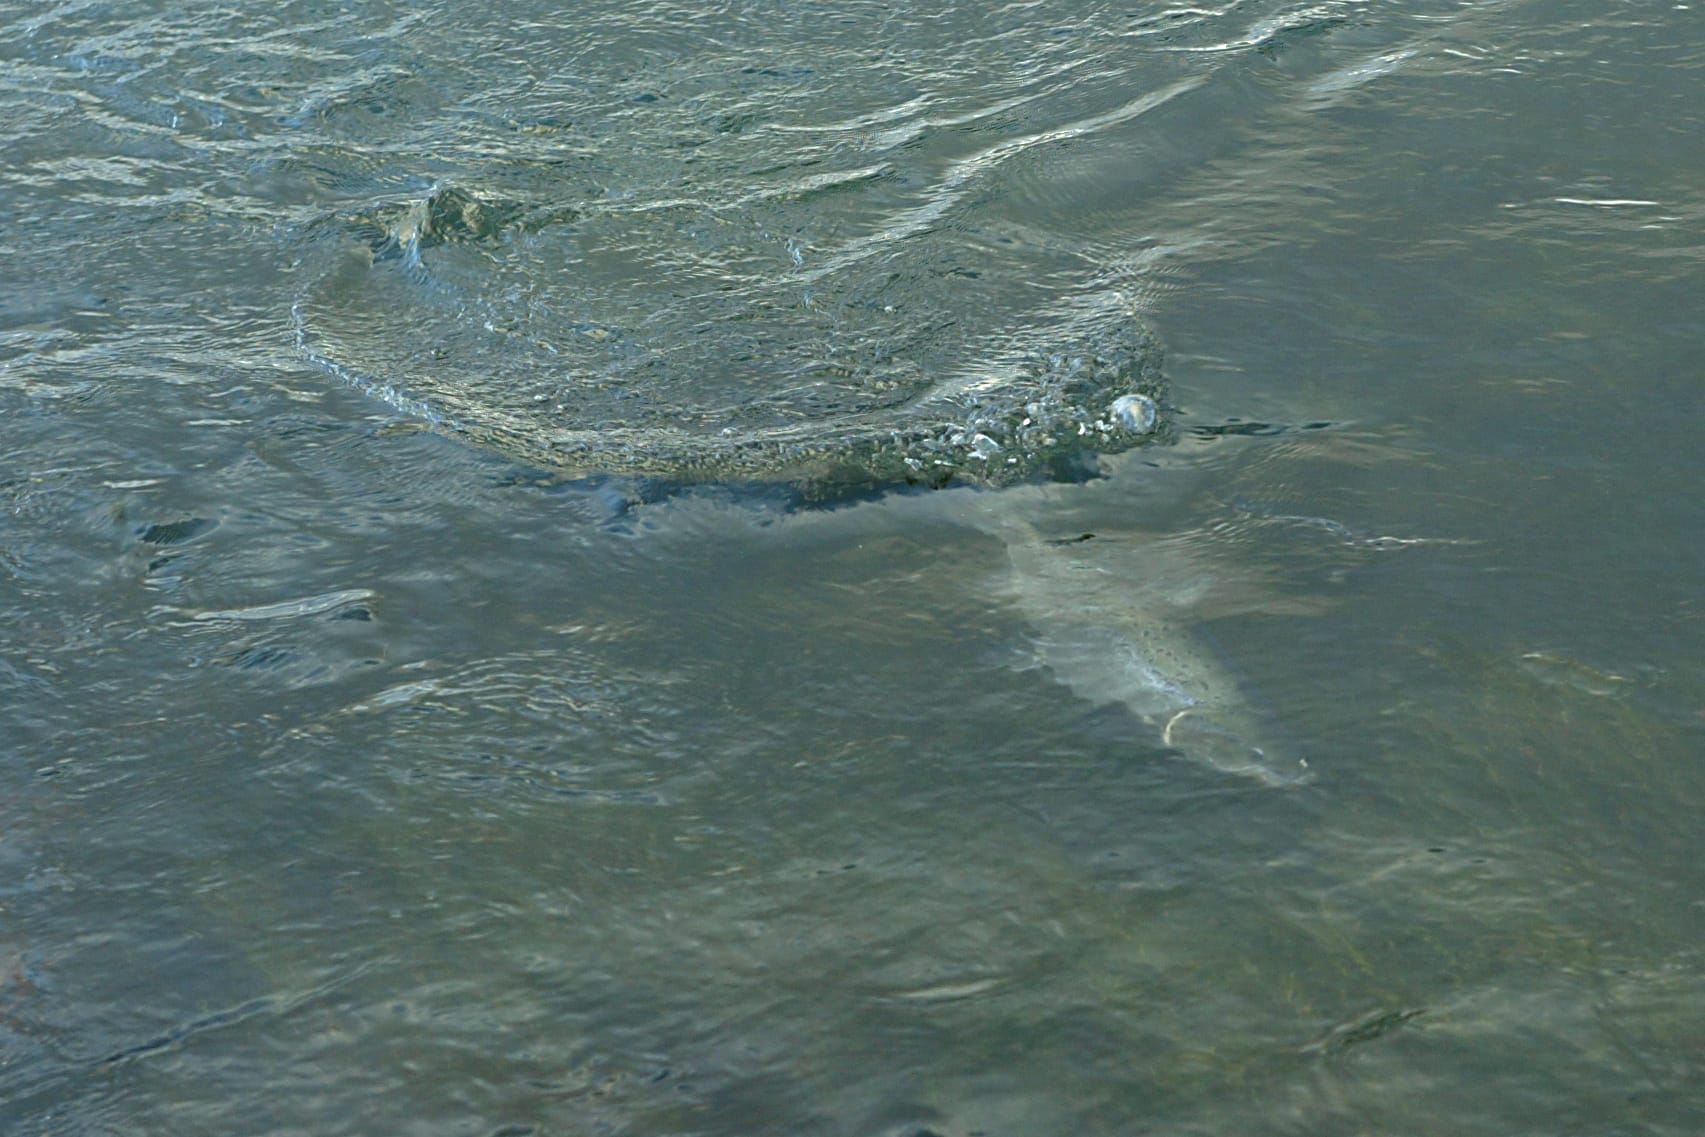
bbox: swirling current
[292,183,1167,495]
[276,1,1215,494]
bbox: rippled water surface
[5,2,1704,1134]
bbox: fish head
[1161,706,1311,787]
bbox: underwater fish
[980,508,1307,786]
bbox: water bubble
[1109,393,1158,434]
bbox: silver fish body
[972,506,1308,786]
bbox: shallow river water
[3,2,1704,1134]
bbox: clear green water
[3,2,1703,1134]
